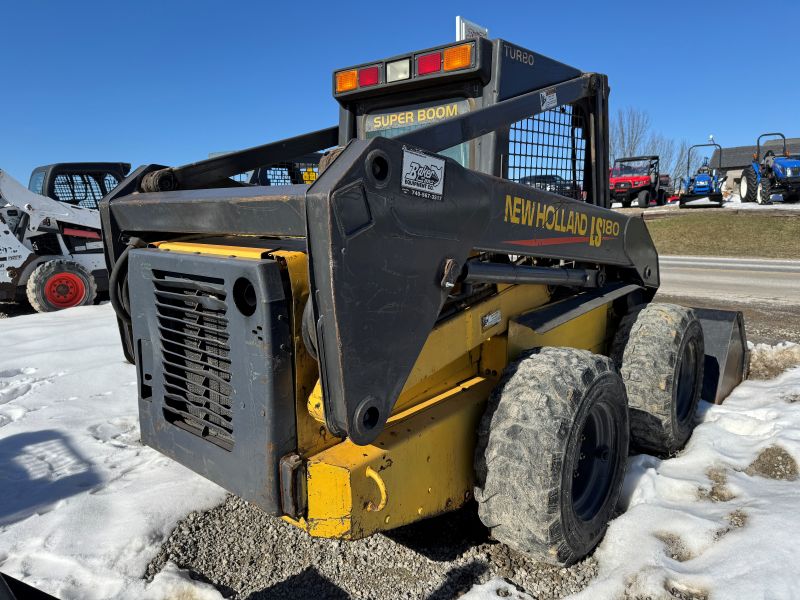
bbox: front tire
[638,190,650,208]
[26,260,97,313]
[611,303,704,455]
[475,348,629,566]
[739,166,758,202]
[758,179,772,205]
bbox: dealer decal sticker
[540,88,558,111]
[401,147,446,201]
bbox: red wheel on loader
[26,260,97,312]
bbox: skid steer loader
[0,163,129,311]
[101,37,747,565]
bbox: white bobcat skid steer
[0,163,128,312]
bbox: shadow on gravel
[384,502,489,562]
[426,561,489,600]
[244,567,348,600]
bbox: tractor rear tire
[26,260,97,313]
[474,347,629,566]
[611,303,704,456]
[784,194,799,204]
[638,190,650,208]
[739,166,758,202]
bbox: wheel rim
[740,177,747,198]
[675,338,700,424]
[756,182,764,204]
[44,273,86,308]
[571,399,618,522]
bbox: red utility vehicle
[609,155,666,208]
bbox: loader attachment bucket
[694,308,748,404]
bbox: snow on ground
[612,194,800,211]
[723,194,800,210]
[0,304,226,600]
[468,353,800,600]
[3,306,800,600]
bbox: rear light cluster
[335,42,474,94]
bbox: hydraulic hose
[108,237,145,325]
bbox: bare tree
[610,107,690,185]
[671,140,690,184]
[646,133,675,173]
[610,107,651,161]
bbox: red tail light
[417,52,442,75]
[358,66,380,87]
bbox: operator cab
[28,163,130,209]
[332,38,597,203]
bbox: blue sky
[2,0,798,181]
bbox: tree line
[610,107,692,185]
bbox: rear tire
[611,303,704,456]
[784,194,799,204]
[26,260,97,313]
[475,347,629,566]
[637,190,650,208]
[739,166,758,202]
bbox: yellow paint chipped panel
[291,377,493,540]
[394,285,550,412]
[270,250,339,457]
[305,284,550,426]
[154,240,272,259]
[508,303,611,358]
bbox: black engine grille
[152,270,234,451]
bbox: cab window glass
[362,99,470,166]
[28,170,45,195]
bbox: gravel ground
[146,325,800,600]
[655,293,800,346]
[146,496,598,600]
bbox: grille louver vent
[153,270,234,451]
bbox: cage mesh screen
[233,160,321,186]
[258,161,320,186]
[103,173,120,193]
[507,106,586,200]
[53,174,104,209]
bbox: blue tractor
[679,143,724,208]
[739,133,800,204]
